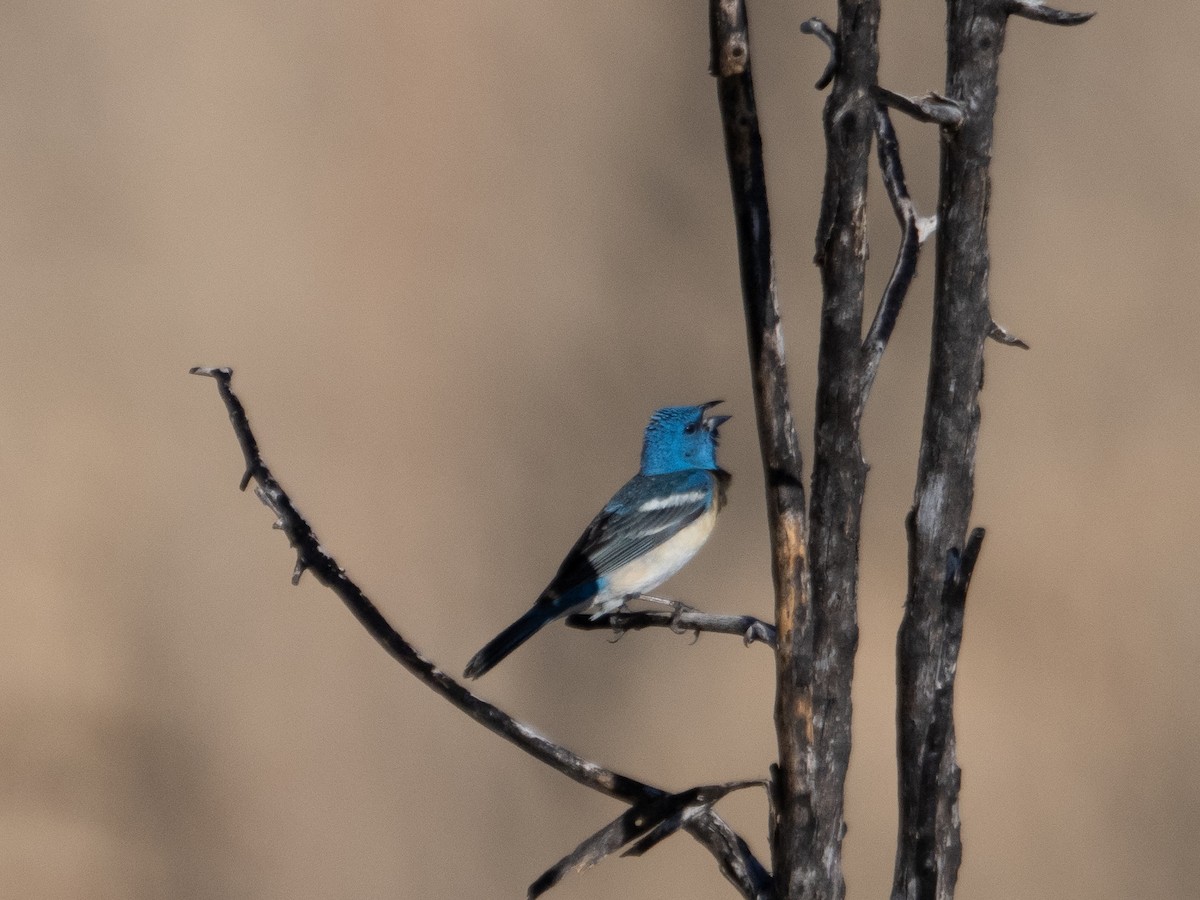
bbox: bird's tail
[463,605,557,680]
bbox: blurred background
[1,1,1195,897]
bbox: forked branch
[529,779,767,898]
[190,366,771,900]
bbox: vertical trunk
[808,3,881,898]
[709,1,815,896]
[893,3,1005,899]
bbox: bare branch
[529,780,766,898]
[871,86,965,128]
[710,0,817,894]
[988,320,1031,350]
[806,2,881,898]
[889,0,1002,887]
[799,18,837,90]
[893,1,1087,895]
[861,106,933,399]
[566,608,777,648]
[190,366,772,900]
[885,13,1088,883]
[1006,0,1095,25]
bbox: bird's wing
[540,469,714,598]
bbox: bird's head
[640,401,731,475]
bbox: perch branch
[709,0,815,893]
[566,609,777,648]
[190,366,771,900]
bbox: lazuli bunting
[464,402,731,679]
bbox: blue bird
[463,401,731,679]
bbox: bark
[708,2,816,896]
[807,5,880,899]
[892,5,1091,900]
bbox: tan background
[1,1,1194,898]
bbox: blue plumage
[463,402,731,679]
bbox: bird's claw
[743,621,770,647]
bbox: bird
[463,401,731,679]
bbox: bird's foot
[635,594,700,640]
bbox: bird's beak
[698,400,729,436]
[704,414,732,433]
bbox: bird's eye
[684,422,698,435]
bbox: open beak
[704,414,732,433]
[701,400,731,435]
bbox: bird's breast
[597,501,718,608]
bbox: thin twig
[566,609,777,649]
[190,366,772,900]
[861,105,933,401]
[871,86,966,128]
[988,320,1030,350]
[1006,0,1095,25]
[709,0,815,894]
[799,18,837,90]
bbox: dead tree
[194,1,1091,897]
